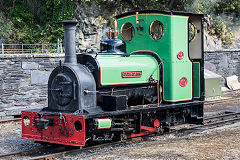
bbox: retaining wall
[0,49,240,120]
[0,54,64,120]
[204,49,240,85]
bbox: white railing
[0,40,63,54]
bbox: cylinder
[62,19,78,64]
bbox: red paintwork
[177,52,184,59]
[179,77,188,87]
[153,119,161,128]
[21,111,86,146]
[122,71,142,78]
[127,126,156,138]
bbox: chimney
[62,19,78,64]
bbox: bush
[0,0,74,44]
[211,16,235,45]
[0,0,239,45]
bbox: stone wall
[0,49,240,120]
[204,49,240,85]
[0,54,64,120]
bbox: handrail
[0,41,63,54]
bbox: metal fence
[0,40,63,54]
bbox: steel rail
[204,116,240,127]
[0,139,130,160]
[178,112,240,131]
[205,97,240,105]
[29,140,130,160]
[0,118,21,124]
[170,111,240,134]
[0,146,60,159]
[204,112,240,121]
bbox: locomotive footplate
[85,101,204,119]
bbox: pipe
[62,19,78,64]
[114,20,118,39]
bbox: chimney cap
[62,19,78,24]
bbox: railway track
[28,141,130,160]
[205,97,240,105]
[0,118,21,124]
[203,111,240,128]
[1,112,240,160]
[0,140,130,160]
[171,111,240,133]
[0,145,68,159]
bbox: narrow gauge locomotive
[22,10,205,146]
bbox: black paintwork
[47,64,97,113]
[100,39,126,54]
[200,17,205,101]
[47,20,98,114]
[34,118,50,129]
[62,19,78,64]
[102,95,127,111]
[116,10,204,20]
[34,100,204,120]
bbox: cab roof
[116,10,204,19]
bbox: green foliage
[215,0,240,17]
[185,0,239,45]
[0,0,199,44]
[95,0,193,11]
[190,0,215,14]
[0,0,240,45]
[210,16,235,45]
[189,23,197,41]
[0,13,15,41]
[0,0,74,44]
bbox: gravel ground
[1,121,240,159]
[61,122,240,159]
[0,92,240,159]
[205,90,240,117]
[0,121,40,155]
[205,100,240,117]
